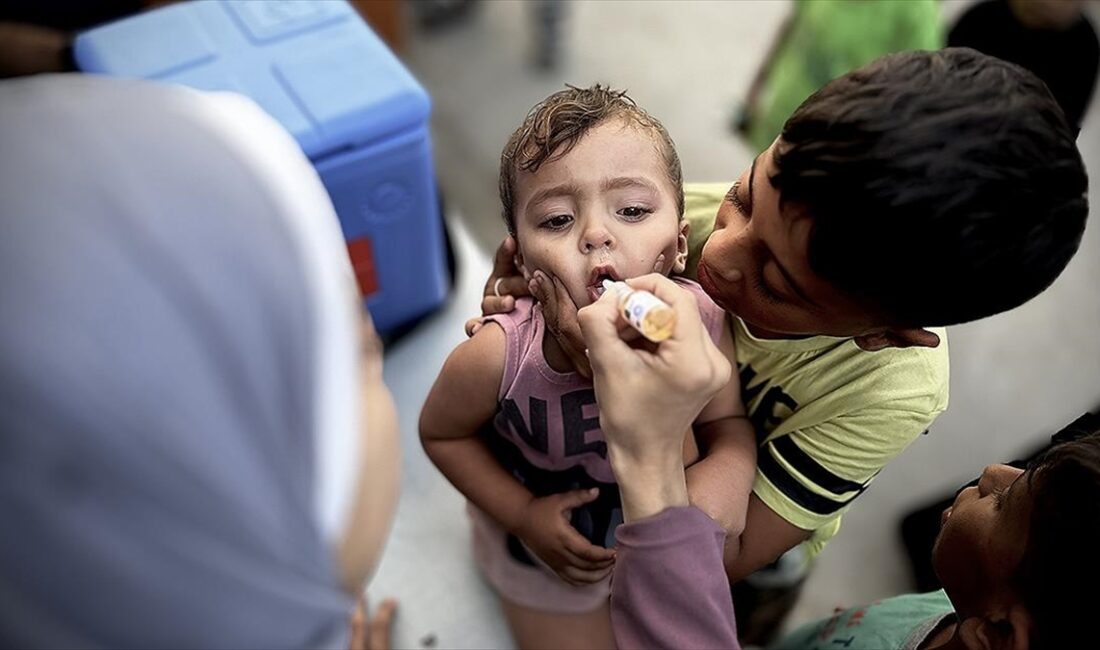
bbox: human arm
[684,315,812,580]
[578,274,740,649]
[578,274,732,522]
[685,318,757,556]
[418,324,614,584]
[725,394,947,580]
[724,495,812,583]
[612,508,741,650]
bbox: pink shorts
[468,503,610,614]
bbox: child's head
[499,85,687,308]
[698,48,1088,344]
[932,428,1100,649]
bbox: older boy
[580,278,1099,649]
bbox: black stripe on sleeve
[758,443,865,516]
[771,435,865,496]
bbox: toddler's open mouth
[587,265,621,302]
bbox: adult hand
[465,235,529,336]
[578,274,732,521]
[514,489,616,586]
[349,596,397,650]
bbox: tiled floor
[368,1,1100,646]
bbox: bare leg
[501,597,615,650]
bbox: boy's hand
[514,488,616,586]
[464,236,592,377]
[465,236,529,336]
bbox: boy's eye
[617,206,653,221]
[992,487,1008,511]
[726,180,748,215]
[541,214,573,230]
[753,272,784,304]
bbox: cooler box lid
[74,0,430,159]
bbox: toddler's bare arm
[419,324,615,585]
[419,324,533,533]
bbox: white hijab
[0,74,362,648]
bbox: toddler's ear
[673,220,691,274]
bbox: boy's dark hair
[499,84,684,235]
[771,48,1088,327]
[1017,427,1100,648]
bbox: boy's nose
[977,465,998,496]
[977,464,1021,495]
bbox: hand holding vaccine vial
[602,279,677,342]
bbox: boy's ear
[673,220,691,274]
[853,327,941,352]
[956,607,1032,650]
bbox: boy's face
[512,118,687,309]
[932,464,1032,617]
[697,141,887,339]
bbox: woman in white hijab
[0,73,399,648]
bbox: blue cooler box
[74,0,450,335]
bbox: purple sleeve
[611,507,740,649]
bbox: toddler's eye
[618,206,653,221]
[541,214,573,230]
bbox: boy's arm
[681,316,812,579]
[725,399,946,581]
[726,496,812,582]
[685,320,757,550]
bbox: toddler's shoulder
[672,277,726,344]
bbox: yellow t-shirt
[683,183,950,558]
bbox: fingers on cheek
[526,277,540,300]
[505,276,529,296]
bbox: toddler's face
[512,119,687,310]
